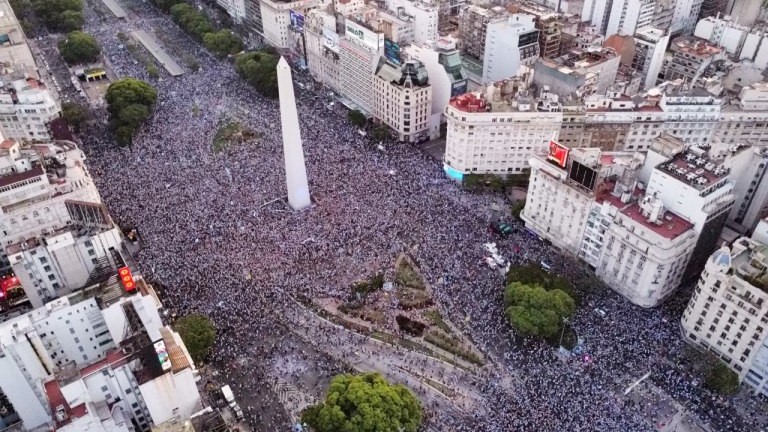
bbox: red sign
[118,267,136,292]
[547,140,569,168]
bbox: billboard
[345,20,383,51]
[289,10,304,33]
[451,79,468,97]
[154,340,172,371]
[384,38,401,65]
[547,141,569,168]
[323,28,339,52]
[118,266,136,292]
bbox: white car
[483,242,498,254]
[593,308,607,318]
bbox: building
[0,140,126,308]
[0,77,60,143]
[243,0,264,43]
[714,83,768,148]
[339,19,384,116]
[216,0,246,24]
[457,5,506,61]
[0,277,202,431]
[260,0,317,49]
[522,141,700,307]
[335,0,365,17]
[482,14,540,84]
[404,37,467,139]
[721,146,768,235]
[605,0,655,37]
[694,15,750,56]
[726,0,763,27]
[373,59,432,142]
[699,0,729,22]
[652,0,675,31]
[443,71,563,179]
[305,8,342,93]
[384,0,439,45]
[671,0,705,35]
[532,47,620,98]
[664,36,726,88]
[681,234,768,396]
[0,0,38,78]
[507,1,563,59]
[376,9,415,44]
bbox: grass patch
[213,120,258,153]
[424,330,484,366]
[424,310,452,334]
[396,260,426,290]
[397,288,433,310]
[183,54,200,72]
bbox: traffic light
[118,267,136,292]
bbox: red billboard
[118,267,136,292]
[547,140,569,168]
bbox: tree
[372,125,390,141]
[61,102,87,132]
[503,282,575,339]
[348,110,366,128]
[105,78,158,146]
[204,30,243,58]
[706,361,740,395]
[170,3,213,40]
[59,10,84,32]
[58,31,100,65]
[151,0,185,12]
[31,0,82,31]
[175,314,216,364]
[234,51,279,98]
[301,373,422,432]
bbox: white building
[339,19,384,116]
[482,14,540,84]
[404,37,467,139]
[681,235,768,396]
[671,0,704,35]
[721,146,768,235]
[443,71,563,179]
[632,27,669,90]
[305,8,341,93]
[694,15,750,56]
[260,0,317,49]
[605,0,655,37]
[384,0,439,45]
[334,0,365,17]
[0,278,202,432]
[373,59,432,142]
[715,83,768,149]
[0,78,60,142]
[726,0,763,27]
[216,0,246,23]
[532,47,621,98]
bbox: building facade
[482,14,540,84]
[373,60,432,142]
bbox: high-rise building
[726,0,763,27]
[443,71,563,179]
[605,0,655,37]
[260,0,317,49]
[482,14,540,84]
[457,5,507,60]
[0,78,60,142]
[681,232,768,396]
[532,47,621,98]
[384,0,439,45]
[215,0,247,24]
[603,27,669,91]
[671,0,705,35]
[339,18,384,115]
[664,36,726,88]
[507,1,563,59]
[243,0,265,43]
[721,146,768,235]
[305,8,342,93]
[373,59,432,142]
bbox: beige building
[373,60,432,142]
[681,234,768,396]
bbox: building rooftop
[730,237,768,292]
[656,149,729,190]
[545,47,618,69]
[670,36,723,58]
[620,200,694,240]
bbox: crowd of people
[71,1,766,431]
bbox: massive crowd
[70,1,765,431]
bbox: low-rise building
[0,77,60,142]
[443,71,563,179]
[373,60,432,142]
[664,36,726,89]
[532,47,620,98]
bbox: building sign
[323,28,339,52]
[451,79,468,97]
[547,141,569,168]
[154,340,172,371]
[118,266,136,293]
[289,10,304,33]
[345,20,383,51]
[384,38,401,65]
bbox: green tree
[234,51,279,98]
[151,0,185,12]
[58,31,100,65]
[372,125,390,141]
[203,30,243,58]
[175,314,216,364]
[31,0,82,31]
[301,373,422,432]
[170,3,213,40]
[105,78,157,146]
[348,109,366,128]
[59,10,84,32]
[706,361,740,395]
[61,102,87,132]
[503,282,575,339]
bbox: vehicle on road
[491,221,514,238]
[221,385,236,408]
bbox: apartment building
[339,19,384,115]
[671,0,704,35]
[721,145,768,235]
[507,1,563,59]
[0,77,59,143]
[606,0,655,37]
[260,0,317,49]
[482,14,540,84]
[0,277,201,431]
[532,47,620,98]
[384,0,439,45]
[373,60,432,142]
[443,72,563,179]
[457,5,507,60]
[215,0,246,24]
[305,8,341,93]
[681,233,768,396]
[664,36,726,88]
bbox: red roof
[44,379,88,428]
[621,203,693,240]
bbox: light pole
[558,317,569,348]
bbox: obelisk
[277,56,311,210]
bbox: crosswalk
[269,369,315,424]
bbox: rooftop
[656,149,729,190]
[730,237,768,292]
[620,201,694,240]
[670,36,723,58]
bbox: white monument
[277,56,311,210]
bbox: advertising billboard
[384,38,401,65]
[345,20,383,51]
[451,79,468,97]
[154,340,172,371]
[547,140,569,168]
[289,10,304,33]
